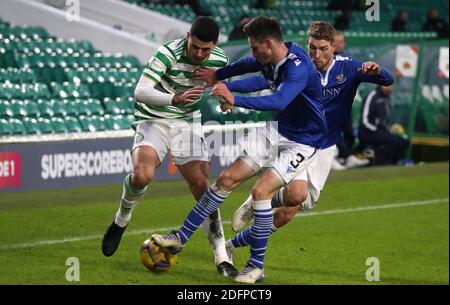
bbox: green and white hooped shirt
[134,38,228,122]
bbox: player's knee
[188,178,209,198]
[132,166,154,189]
[284,186,308,207]
[251,185,270,201]
[216,169,237,191]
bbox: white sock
[115,173,147,228]
[202,208,229,265]
[270,224,279,234]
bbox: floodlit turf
[0,162,448,285]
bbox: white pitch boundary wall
[0,0,184,64]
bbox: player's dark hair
[308,21,336,43]
[243,16,283,42]
[190,16,220,43]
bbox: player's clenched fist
[191,68,218,86]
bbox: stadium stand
[0,17,142,135]
[123,0,448,36]
[0,1,448,137]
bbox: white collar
[272,57,288,80]
[319,59,336,87]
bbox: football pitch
[0,162,448,285]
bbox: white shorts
[132,119,209,165]
[239,125,319,185]
[292,145,335,210]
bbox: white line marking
[0,198,448,251]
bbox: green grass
[0,162,448,285]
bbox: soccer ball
[139,238,177,272]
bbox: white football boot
[234,264,264,284]
[151,233,182,248]
[231,197,254,232]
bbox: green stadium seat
[23,117,41,134]
[104,114,122,130]
[0,83,14,99]
[116,97,134,115]
[37,117,54,134]
[0,48,16,68]
[103,97,122,115]
[64,116,82,132]
[51,99,68,117]
[64,99,80,116]
[10,100,27,118]
[35,83,52,99]
[24,26,49,39]
[23,99,40,118]
[64,68,80,83]
[78,115,107,132]
[0,101,14,118]
[8,118,27,135]
[0,118,11,135]
[36,99,55,117]
[50,117,69,133]
[77,98,105,116]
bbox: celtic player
[101,17,238,277]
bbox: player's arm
[135,46,203,106]
[225,75,270,93]
[353,60,394,86]
[135,76,203,106]
[192,56,259,86]
[211,61,307,111]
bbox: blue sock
[248,200,273,269]
[271,187,284,208]
[177,184,230,245]
[231,227,252,248]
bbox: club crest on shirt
[134,132,144,144]
[336,73,346,83]
[267,80,277,91]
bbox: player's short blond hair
[307,21,336,43]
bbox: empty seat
[37,117,54,134]
[23,99,40,118]
[37,99,55,117]
[23,117,41,134]
[0,100,14,118]
[9,99,27,118]
[8,118,27,135]
[64,116,82,132]
[0,118,11,135]
[50,117,68,133]
[78,115,107,132]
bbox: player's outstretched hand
[172,86,204,106]
[211,83,235,103]
[219,98,234,113]
[191,68,217,86]
[357,61,380,76]
[211,82,235,113]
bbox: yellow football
[139,238,177,272]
